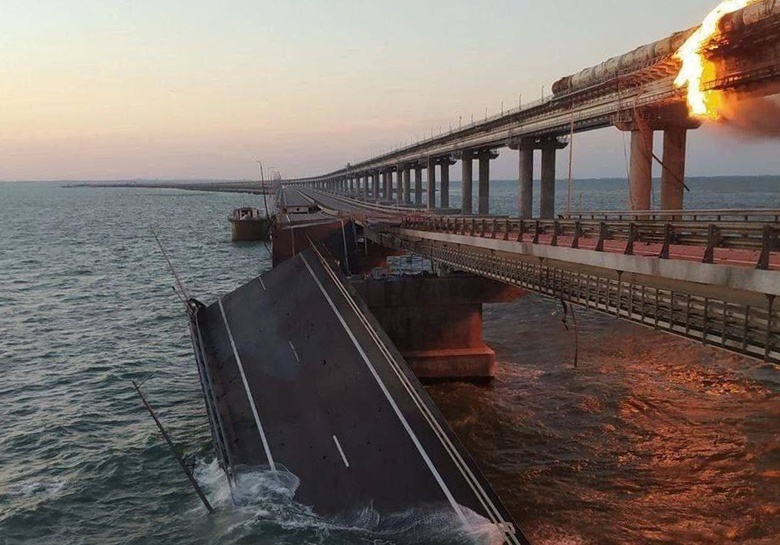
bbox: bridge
[181,2,779,541]
[283,0,780,220]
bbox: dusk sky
[3,0,779,181]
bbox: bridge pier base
[353,275,525,381]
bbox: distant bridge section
[285,0,780,220]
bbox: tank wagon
[552,0,780,98]
[720,0,780,33]
[551,28,694,97]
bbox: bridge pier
[427,157,436,209]
[661,127,687,211]
[402,166,411,204]
[395,168,402,204]
[541,144,556,219]
[477,150,498,215]
[461,152,474,215]
[630,124,654,211]
[414,166,423,205]
[440,160,450,209]
[353,275,525,381]
[519,139,534,219]
[478,152,489,215]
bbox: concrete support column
[440,161,450,209]
[519,142,534,219]
[386,171,393,201]
[372,173,378,199]
[402,167,411,204]
[414,166,423,205]
[540,144,557,219]
[629,125,654,211]
[461,154,473,215]
[661,127,686,211]
[427,157,436,209]
[478,152,490,215]
[396,169,403,204]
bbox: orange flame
[674,0,756,119]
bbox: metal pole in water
[132,380,214,513]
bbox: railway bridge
[284,0,780,220]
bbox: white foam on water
[193,459,515,544]
[10,477,69,501]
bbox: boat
[228,207,270,241]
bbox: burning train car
[551,29,695,97]
[720,0,780,33]
[551,0,780,99]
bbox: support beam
[519,141,534,219]
[427,157,436,209]
[630,124,654,211]
[661,127,687,211]
[478,152,490,216]
[440,161,450,209]
[396,169,403,204]
[540,144,556,219]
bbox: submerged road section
[190,245,528,544]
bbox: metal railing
[371,231,779,365]
[401,216,780,270]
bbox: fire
[674,0,757,118]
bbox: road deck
[191,247,527,544]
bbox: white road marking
[300,254,469,527]
[311,248,521,544]
[332,435,350,468]
[258,277,267,292]
[218,299,277,472]
[289,340,300,362]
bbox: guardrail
[371,231,779,365]
[401,216,780,270]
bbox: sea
[1,177,779,545]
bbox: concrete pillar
[372,173,378,199]
[440,161,450,209]
[402,167,411,204]
[661,127,686,211]
[478,152,490,215]
[414,166,423,205]
[461,154,473,215]
[540,144,556,219]
[396,169,403,204]
[386,170,393,201]
[519,143,534,219]
[427,157,436,209]
[380,171,387,201]
[629,125,653,211]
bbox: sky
[2,0,779,181]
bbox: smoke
[716,93,780,138]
